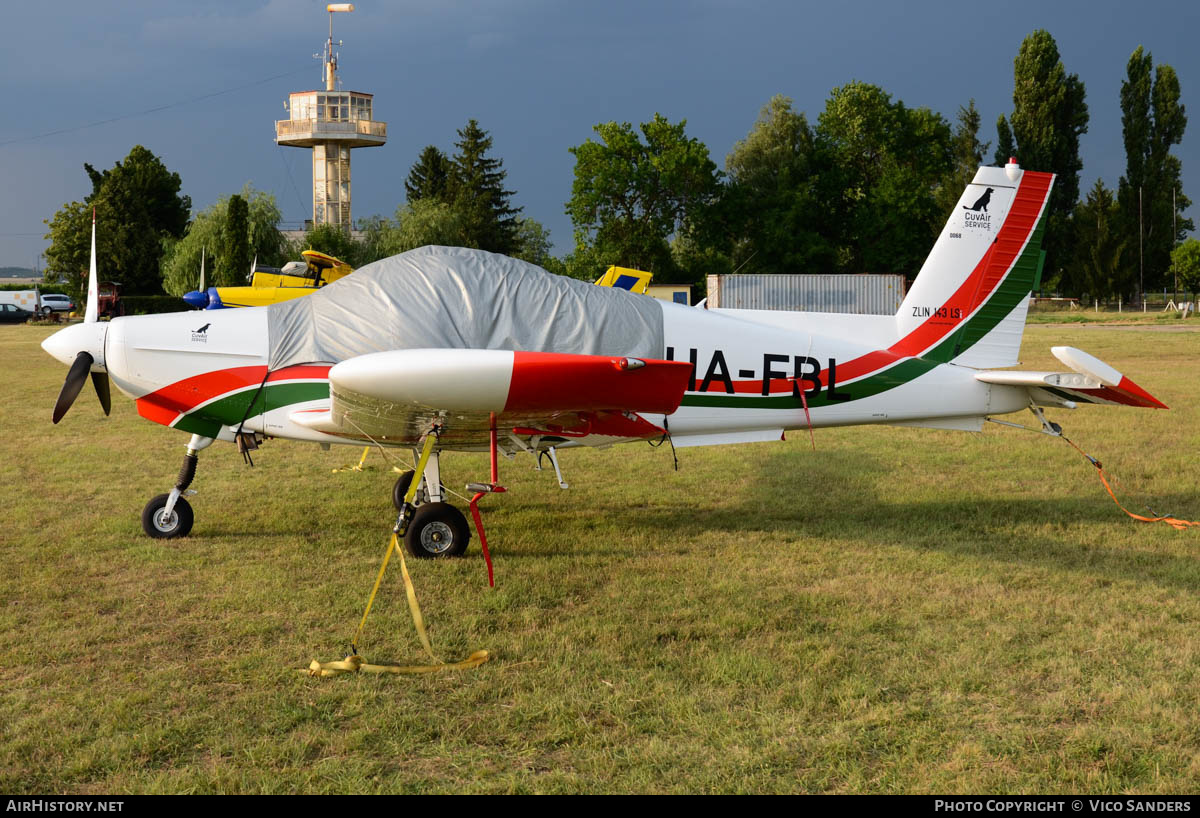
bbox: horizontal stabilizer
[976,346,1166,409]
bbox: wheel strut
[143,434,212,538]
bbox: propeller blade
[91,370,111,416]
[52,352,94,424]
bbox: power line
[277,144,309,217]
[0,67,310,147]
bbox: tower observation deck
[275,4,386,231]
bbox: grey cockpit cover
[267,246,665,370]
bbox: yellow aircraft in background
[593,265,652,293]
[186,255,651,311]
[182,250,353,310]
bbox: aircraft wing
[290,349,693,449]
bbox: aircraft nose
[182,289,209,309]
[41,321,108,370]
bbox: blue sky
[2,0,1197,270]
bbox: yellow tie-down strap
[305,433,491,677]
[331,446,371,473]
[307,650,491,677]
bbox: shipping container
[705,274,905,315]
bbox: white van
[0,289,40,312]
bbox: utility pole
[1173,186,1178,302]
[1138,186,1144,305]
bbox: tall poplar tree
[217,194,251,287]
[996,30,1089,285]
[1118,47,1192,298]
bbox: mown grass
[1026,306,1196,325]
[1,323,1198,794]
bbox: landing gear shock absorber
[141,434,213,538]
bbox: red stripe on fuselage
[135,364,331,427]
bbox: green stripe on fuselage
[680,357,939,410]
[173,381,330,437]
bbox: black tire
[404,502,470,558]
[392,469,444,510]
[41,306,52,316]
[393,470,423,510]
[141,493,194,538]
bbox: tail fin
[895,160,1054,368]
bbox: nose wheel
[140,434,212,538]
[142,494,194,538]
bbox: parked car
[40,294,75,315]
[0,303,35,324]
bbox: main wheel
[41,306,52,316]
[404,502,470,558]
[141,493,194,538]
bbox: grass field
[2,322,1199,794]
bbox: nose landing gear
[141,434,213,538]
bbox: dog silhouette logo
[194,323,211,334]
[964,188,994,213]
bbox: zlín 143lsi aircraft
[43,160,1165,555]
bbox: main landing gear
[142,434,213,538]
[391,446,472,559]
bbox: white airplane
[43,161,1166,555]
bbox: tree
[510,217,556,269]
[721,95,834,275]
[1065,179,1126,299]
[45,145,191,295]
[566,114,721,283]
[815,81,953,275]
[938,100,992,217]
[997,30,1089,286]
[216,194,251,286]
[302,222,359,268]
[84,145,190,239]
[450,120,522,254]
[1171,238,1200,295]
[393,198,469,252]
[993,115,1016,167]
[405,145,452,203]
[160,186,288,296]
[1118,47,1192,299]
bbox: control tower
[275,3,386,231]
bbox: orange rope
[1063,436,1200,530]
